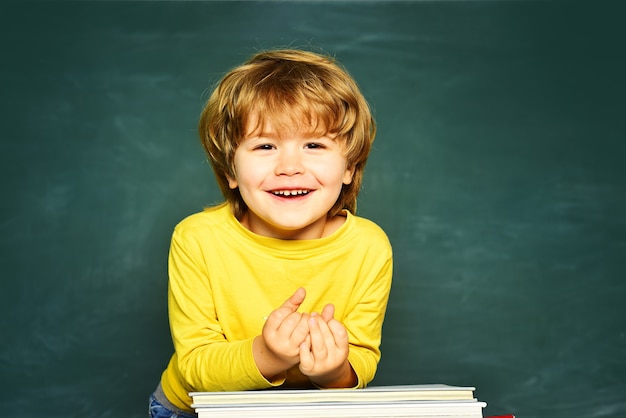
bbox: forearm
[346,345,380,388]
[176,338,279,392]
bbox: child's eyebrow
[246,129,336,140]
[243,126,279,139]
[252,131,279,139]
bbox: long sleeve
[158,204,393,411]
[345,254,393,388]
[166,226,280,392]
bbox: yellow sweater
[160,203,393,411]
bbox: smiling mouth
[271,189,311,197]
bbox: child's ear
[343,166,356,185]
[226,174,238,189]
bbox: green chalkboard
[1,1,625,417]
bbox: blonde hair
[198,48,376,219]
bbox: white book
[195,399,487,418]
[191,384,476,406]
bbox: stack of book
[190,384,487,417]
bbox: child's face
[227,117,354,240]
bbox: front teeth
[272,190,310,196]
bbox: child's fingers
[299,340,313,371]
[262,312,309,361]
[327,319,349,349]
[277,311,303,332]
[265,288,307,329]
[321,303,335,323]
[308,315,332,357]
[289,313,310,343]
[280,287,306,312]
[299,316,351,377]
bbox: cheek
[315,158,351,183]
[332,158,353,186]
[229,152,250,189]
[230,159,264,190]
[317,167,352,189]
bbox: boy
[149,48,393,417]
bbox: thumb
[280,287,306,313]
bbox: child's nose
[274,148,304,176]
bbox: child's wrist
[310,361,357,389]
[252,335,296,379]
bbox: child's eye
[255,144,275,150]
[305,142,325,149]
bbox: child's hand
[254,288,310,378]
[298,303,356,388]
[264,288,310,360]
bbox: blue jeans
[148,393,197,418]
